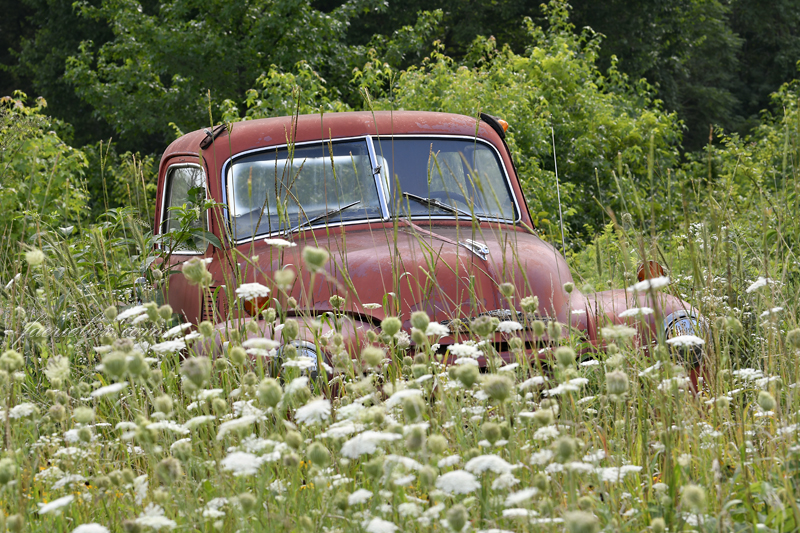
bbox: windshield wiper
[286,200,361,235]
[402,192,477,222]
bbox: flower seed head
[156,457,182,485]
[361,346,384,368]
[564,510,599,533]
[651,517,666,533]
[0,458,16,485]
[481,422,501,444]
[158,304,173,321]
[229,346,246,366]
[405,426,425,452]
[499,282,515,297]
[153,394,173,414]
[307,442,330,467]
[238,492,257,513]
[446,504,469,532]
[25,249,44,266]
[470,315,496,338]
[555,346,576,368]
[427,434,448,455]
[257,378,282,408]
[563,281,574,294]
[181,356,212,389]
[381,316,402,337]
[787,328,800,349]
[606,370,629,396]
[0,350,24,372]
[454,364,479,388]
[198,321,214,338]
[281,318,300,341]
[274,268,296,290]
[482,374,513,403]
[757,390,776,412]
[410,311,430,332]
[402,394,426,423]
[73,406,95,425]
[681,484,706,512]
[553,436,577,463]
[546,320,563,341]
[302,246,329,272]
[521,295,539,314]
[103,306,118,321]
[329,294,345,310]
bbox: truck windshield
[373,137,517,222]
[228,140,381,241]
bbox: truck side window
[162,165,208,252]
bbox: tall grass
[1,111,800,533]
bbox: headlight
[663,310,707,366]
[278,340,319,375]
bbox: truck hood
[229,221,589,332]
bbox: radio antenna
[551,126,567,254]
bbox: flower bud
[104,306,118,321]
[49,403,67,422]
[7,514,24,533]
[156,457,183,485]
[555,346,576,368]
[546,320,563,341]
[427,434,448,455]
[481,422,501,444]
[532,320,546,337]
[410,311,430,332]
[405,425,425,452]
[787,328,800,349]
[681,484,706,512]
[198,321,214,338]
[499,282,515,297]
[307,442,330,467]
[606,370,629,396]
[482,374,513,402]
[158,304,173,321]
[446,504,468,532]
[102,351,127,379]
[285,430,303,450]
[470,315,496,338]
[0,350,23,372]
[25,249,45,266]
[564,510,599,533]
[563,282,574,294]
[651,517,666,533]
[281,318,299,341]
[402,394,426,422]
[757,390,776,412]
[553,436,576,463]
[329,295,345,310]
[521,295,539,314]
[229,346,246,366]
[282,452,300,468]
[454,364,479,388]
[181,357,211,389]
[258,378,282,408]
[418,465,437,488]
[0,458,16,485]
[154,395,173,414]
[239,492,257,513]
[361,346,384,368]
[302,246,329,272]
[381,316,402,337]
[274,269,295,291]
[73,406,95,424]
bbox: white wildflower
[235,283,270,301]
[619,307,654,318]
[465,454,515,475]
[438,455,462,468]
[435,470,480,495]
[505,487,539,507]
[497,321,523,334]
[164,323,193,339]
[91,382,128,398]
[263,238,296,247]
[183,415,216,430]
[362,303,382,310]
[151,340,186,354]
[398,503,421,517]
[295,399,331,425]
[449,343,483,358]
[348,489,373,505]
[282,358,315,369]
[491,473,519,490]
[384,388,423,409]
[666,335,705,347]
[148,421,190,435]
[10,403,36,418]
[341,431,401,458]
[364,517,398,533]
[285,376,309,395]
[221,451,262,477]
[533,425,560,441]
[425,322,450,337]
[116,305,147,321]
[394,474,416,486]
[518,376,547,390]
[133,475,148,505]
[745,277,773,293]
[136,503,177,530]
[242,338,280,350]
[38,494,74,515]
[217,415,259,440]
[73,524,111,533]
[627,276,670,292]
[601,324,637,341]
[530,449,554,465]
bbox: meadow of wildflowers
[1,211,799,533]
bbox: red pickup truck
[154,111,705,373]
